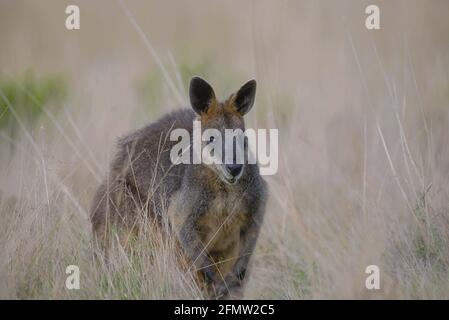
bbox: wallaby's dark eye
[208,136,215,143]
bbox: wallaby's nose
[226,164,243,177]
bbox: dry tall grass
[0,0,449,299]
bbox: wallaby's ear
[189,77,216,115]
[234,79,257,115]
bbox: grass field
[1,0,449,299]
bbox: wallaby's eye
[208,136,215,144]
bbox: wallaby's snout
[226,163,243,177]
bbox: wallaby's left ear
[189,76,216,115]
[234,79,257,115]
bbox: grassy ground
[0,0,449,299]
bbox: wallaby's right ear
[189,77,216,115]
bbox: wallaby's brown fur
[90,77,267,299]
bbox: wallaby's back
[90,108,195,239]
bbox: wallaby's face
[189,77,257,185]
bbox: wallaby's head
[189,76,257,185]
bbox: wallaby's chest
[197,191,249,252]
[167,185,250,274]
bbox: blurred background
[0,0,449,299]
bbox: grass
[0,71,66,132]
[1,0,449,299]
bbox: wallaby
[90,77,267,299]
